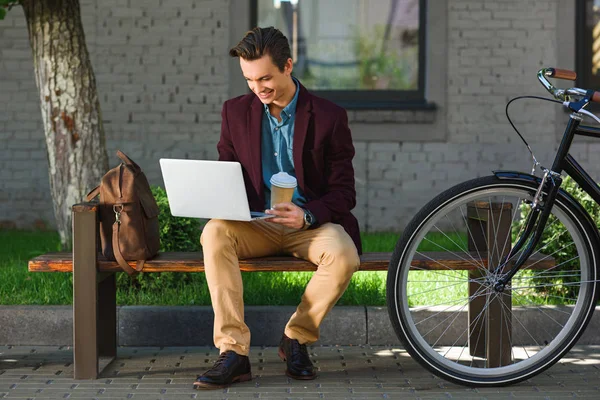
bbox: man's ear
[285,58,293,76]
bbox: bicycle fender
[493,170,543,184]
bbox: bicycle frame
[494,113,600,289]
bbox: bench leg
[467,208,487,358]
[467,203,512,367]
[98,273,117,358]
[73,207,100,379]
[468,270,486,357]
[486,207,512,368]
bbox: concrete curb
[1,305,599,346]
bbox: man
[194,26,362,390]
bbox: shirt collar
[264,77,300,119]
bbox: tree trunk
[21,0,108,249]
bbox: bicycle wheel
[387,175,599,386]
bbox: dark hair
[229,27,291,72]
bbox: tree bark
[20,0,108,249]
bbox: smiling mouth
[258,89,273,98]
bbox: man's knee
[320,244,361,276]
[200,219,234,248]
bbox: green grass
[0,230,71,305]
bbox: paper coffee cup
[270,172,297,208]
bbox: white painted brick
[493,10,531,20]
[512,20,543,30]
[409,153,427,162]
[402,180,434,191]
[369,142,401,152]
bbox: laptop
[159,159,274,221]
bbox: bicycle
[386,67,600,386]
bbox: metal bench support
[468,201,513,367]
[72,205,116,379]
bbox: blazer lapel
[247,97,264,200]
[293,84,312,193]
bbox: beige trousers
[200,219,360,356]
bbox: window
[251,0,426,109]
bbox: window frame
[574,0,600,120]
[575,0,590,89]
[250,0,428,109]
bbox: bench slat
[28,252,390,272]
[409,251,555,270]
[28,251,555,273]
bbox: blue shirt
[261,78,307,209]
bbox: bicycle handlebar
[538,67,600,102]
[546,68,577,81]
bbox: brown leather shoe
[278,334,316,380]
[193,350,252,389]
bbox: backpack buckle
[113,204,123,224]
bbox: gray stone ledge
[1,305,599,347]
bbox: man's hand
[265,202,305,229]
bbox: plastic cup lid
[270,172,297,188]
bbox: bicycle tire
[387,175,600,386]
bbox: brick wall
[2,0,596,234]
[0,5,48,229]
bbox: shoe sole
[278,348,317,380]
[193,372,252,390]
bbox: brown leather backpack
[86,150,160,275]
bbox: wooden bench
[27,202,555,379]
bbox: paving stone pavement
[1,345,599,399]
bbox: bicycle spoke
[496,294,541,348]
[434,224,485,270]
[408,289,491,313]
[496,196,525,276]
[460,205,486,273]
[511,272,581,280]
[508,255,581,284]
[487,197,503,269]
[411,252,482,280]
[420,304,468,339]
[521,241,575,271]
[501,300,516,365]
[438,297,474,351]
[510,280,594,290]
[415,283,489,328]
[445,213,471,254]
[409,264,470,281]
[496,296,535,360]
[509,292,579,304]
[420,238,483,270]
[406,281,466,298]
[443,286,494,358]
[407,280,475,283]
[510,291,568,327]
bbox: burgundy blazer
[217,82,362,254]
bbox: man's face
[240,54,293,105]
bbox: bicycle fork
[492,171,563,292]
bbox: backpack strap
[116,150,140,172]
[86,186,100,202]
[112,222,145,276]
